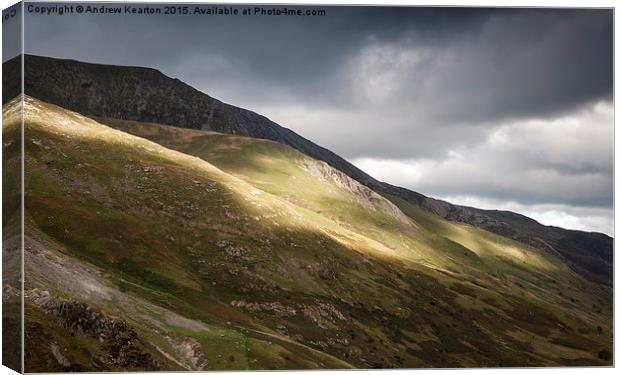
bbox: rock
[173,337,208,370]
[28,292,160,370]
[50,342,70,367]
[230,300,296,317]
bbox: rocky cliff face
[4,54,612,286]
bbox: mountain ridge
[2,54,612,285]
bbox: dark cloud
[24,6,611,119]
[20,3,614,232]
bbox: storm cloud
[20,4,614,234]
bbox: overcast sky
[15,4,614,235]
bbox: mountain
[3,96,613,371]
[2,54,613,287]
[2,54,379,189]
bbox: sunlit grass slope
[100,118,612,296]
[3,96,612,370]
[100,115,613,367]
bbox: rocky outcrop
[297,157,409,222]
[28,289,161,370]
[230,300,297,317]
[160,336,208,371]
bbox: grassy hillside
[100,117,612,310]
[2,96,612,371]
[8,54,611,287]
[2,96,23,372]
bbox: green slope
[100,116,612,302]
[2,96,613,371]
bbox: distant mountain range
[3,54,612,286]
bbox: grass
[3,96,613,370]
